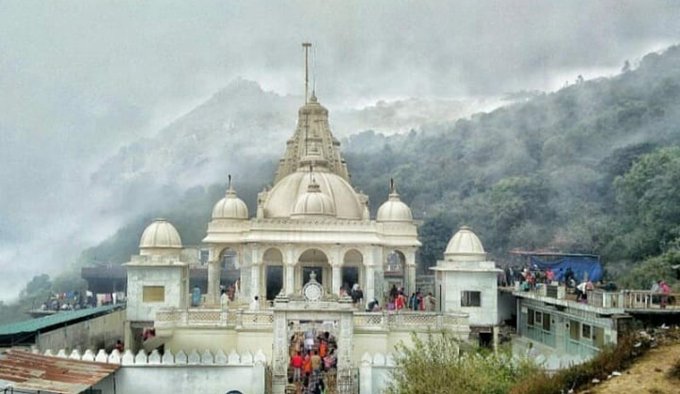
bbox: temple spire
[273,43,351,183]
[303,42,311,104]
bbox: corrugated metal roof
[0,304,123,336]
[0,349,119,394]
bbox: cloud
[0,0,679,300]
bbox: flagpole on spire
[303,42,312,104]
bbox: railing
[620,290,680,310]
[353,311,468,332]
[155,308,273,329]
[587,290,622,308]
[515,286,680,311]
[157,308,467,332]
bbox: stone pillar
[365,265,375,303]
[207,260,220,306]
[332,265,342,295]
[251,263,261,301]
[407,264,417,295]
[284,262,295,295]
[271,311,288,393]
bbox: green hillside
[7,45,680,323]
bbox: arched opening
[342,249,364,294]
[219,248,241,301]
[384,249,406,298]
[263,248,284,301]
[297,249,331,292]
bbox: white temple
[200,89,420,308]
[122,43,501,393]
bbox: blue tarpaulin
[529,256,603,283]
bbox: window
[461,291,481,307]
[570,320,580,340]
[542,313,551,331]
[143,286,165,302]
[534,311,543,325]
[582,324,592,340]
[527,308,534,326]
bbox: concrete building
[432,226,502,346]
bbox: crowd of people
[288,330,338,394]
[502,263,675,307]
[339,282,438,312]
[386,284,436,312]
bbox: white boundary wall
[359,352,396,394]
[40,348,266,394]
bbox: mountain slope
[79,45,680,283]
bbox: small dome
[444,226,486,261]
[139,219,182,249]
[212,184,248,220]
[377,192,412,222]
[376,181,413,222]
[291,179,336,218]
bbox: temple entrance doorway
[271,306,355,394]
[287,320,338,393]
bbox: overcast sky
[1,0,680,301]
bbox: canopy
[529,255,603,283]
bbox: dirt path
[587,342,680,394]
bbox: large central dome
[264,167,364,220]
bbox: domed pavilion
[201,90,421,306]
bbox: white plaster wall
[37,310,125,352]
[352,331,439,363]
[442,271,498,326]
[167,329,273,360]
[94,365,264,394]
[497,291,516,323]
[127,266,186,322]
[369,366,392,394]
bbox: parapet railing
[618,290,680,310]
[353,311,469,332]
[156,308,468,332]
[156,308,274,329]
[515,286,680,311]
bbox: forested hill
[71,44,680,292]
[345,45,680,285]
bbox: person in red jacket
[290,351,303,382]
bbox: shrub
[386,330,539,394]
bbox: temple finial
[390,178,395,193]
[228,174,232,189]
[303,42,312,104]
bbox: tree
[20,274,51,299]
[418,215,457,270]
[613,147,680,259]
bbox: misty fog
[1,1,680,301]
